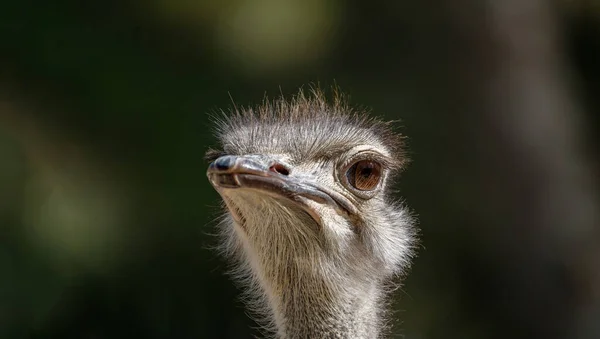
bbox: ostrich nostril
[269,163,290,176]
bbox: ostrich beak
[206,155,357,225]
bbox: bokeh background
[1,1,599,338]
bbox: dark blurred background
[1,1,599,338]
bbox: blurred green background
[1,1,599,338]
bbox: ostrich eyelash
[339,151,396,173]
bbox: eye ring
[339,157,385,199]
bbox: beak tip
[214,155,236,171]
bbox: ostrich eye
[346,160,382,191]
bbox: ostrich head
[206,89,416,338]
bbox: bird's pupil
[359,166,373,178]
[349,160,381,191]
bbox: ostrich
[206,89,416,338]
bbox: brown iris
[346,160,382,191]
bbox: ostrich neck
[244,231,385,338]
[270,273,383,339]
